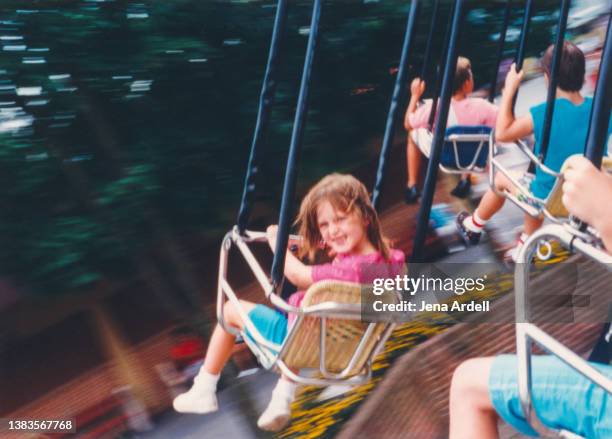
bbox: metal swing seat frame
[216,227,399,386]
[489,133,612,224]
[488,132,568,223]
[514,222,612,438]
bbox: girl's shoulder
[335,249,404,264]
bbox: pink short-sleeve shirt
[287,249,405,325]
[408,97,498,130]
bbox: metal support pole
[537,0,571,163]
[372,0,420,210]
[512,0,534,111]
[427,1,456,128]
[271,0,322,289]
[488,0,512,102]
[584,16,612,167]
[236,0,288,234]
[411,0,465,262]
[420,0,440,81]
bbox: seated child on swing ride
[403,56,498,203]
[456,41,612,262]
[173,173,405,431]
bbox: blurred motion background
[0,0,609,436]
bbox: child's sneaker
[257,396,291,432]
[404,186,421,204]
[455,211,482,246]
[172,376,219,414]
[503,245,521,266]
[450,178,471,199]
[257,379,296,432]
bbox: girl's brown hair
[541,40,585,92]
[294,173,390,262]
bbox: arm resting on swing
[266,225,313,290]
[495,64,534,143]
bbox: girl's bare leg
[173,299,256,414]
[203,300,256,374]
[474,173,512,220]
[449,357,499,439]
[523,213,544,235]
[407,134,422,188]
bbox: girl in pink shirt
[173,173,405,432]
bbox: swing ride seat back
[439,125,492,173]
[278,281,398,379]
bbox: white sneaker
[504,245,520,264]
[172,384,218,414]
[257,396,291,432]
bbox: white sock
[463,211,487,233]
[193,369,220,390]
[517,232,528,248]
[273,378,297,401]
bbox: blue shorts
[517,173,544,208]
[489,355,612,438]
[244,305,287,352]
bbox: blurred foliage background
[0,0,566,299]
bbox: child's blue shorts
[489,354,612,438]
[244,305,287,352]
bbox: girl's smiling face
[316,200,373,256]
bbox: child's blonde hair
[294,173,390,262]
[453,56,473,94]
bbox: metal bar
[525,323,612,391]
[271,0,322,288]
[236,0,288,233]
[489,0,512,102]
[584,16,612,167]
[515,224,612,436]
[427,1,456,128]
[515,324,553,436]
[420,0,440,81]
[221,278,282,352]
[216,234,233,334]
[512,0,534,111]
[233,230,275,296]
[411,0,466,262]
[275,360,370,386]
[572,236,612,266]
[338,323,378,378]
[371,0,420,210]
[537,0,571,164]
[514,228,571,437]
[319,317,328,375]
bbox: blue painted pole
[537,0,571,163]
[411,0,465,262]
[420,0,440,81]
[237,0,288,234]
[489,0,512,102]
[271,0,322,289]
[512,0,534,111]
[584,16,612,167]
[427,1,456,128]
[372,0,420,210]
